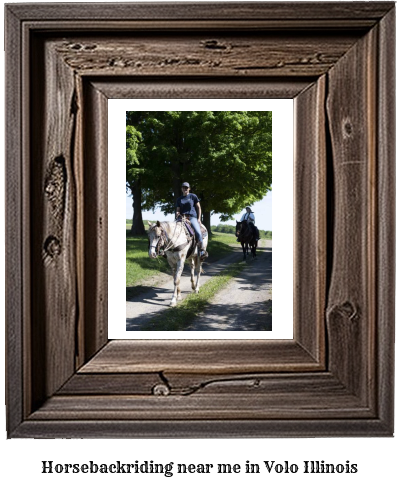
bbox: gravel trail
[126,240,272,331]
[187,240,272,331]
[126,245,243,330]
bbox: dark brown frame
[5,2,395,438]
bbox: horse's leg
[190,258,196,290]
[194,254,202,293]
[177,272,182,301]
[170,258,184,307]
[242,242,246,261]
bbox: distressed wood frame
[5,2,395,438]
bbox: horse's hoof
[195,289,200,294]
[177,295,182,301]
[170,301,177,307]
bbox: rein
[237,222,254,242]
[149,221,188,256]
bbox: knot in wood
[152,383,170,396]
[342,119,353,137]
[327,301,358,323]
[45,156,66,210]
[83,44,97,51]
[45,181,56,196]
[44,236,61,257]
[201,40,227,50]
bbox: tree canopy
[126,110,272,233]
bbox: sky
[126,190,272,231]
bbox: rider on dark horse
[237,206,260,242]
[176,182,207,258]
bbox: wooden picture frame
[5,2,395,438]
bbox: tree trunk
[129,180,146,235]
[173,178,181,208]
[202,210,212,235]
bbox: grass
[126,231,169,289]
[126,224,268,328]
[139,261,244,331]
[206,231,238,261]
[126,229,238,290]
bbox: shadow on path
[126,241,272,332]
[185,300,272,331]
[188,246,272,331]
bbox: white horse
[147,220,208,307]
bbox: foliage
[211,224,236,234]
[126,125,142,189]
[126,111,272,220]
[211,224,272,239]
[262,230,272,240]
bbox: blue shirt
[176,193,199,217]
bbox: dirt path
[126,240,272,331]
[187,240,272,331]
[126,244,244,330]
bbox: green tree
[126,111,272,234]
[126,124,145,235]
[186,111,272,229]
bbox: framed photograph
[109,98,292,339]
[5,2,395,437]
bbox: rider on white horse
[176,182,206,258]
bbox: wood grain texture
[30,37,78,406]
[294,76,326,364]
[58,373,162,396]
[82,81,108,362]
[37,371,375,421]
[5,6,24,437]
[326,27,377,406]
[5,2,395,438]
[52,34,360,78]
[13,418,391,439]
[91,78,313,100]
[376,7,395,432]
[7,2,394,22]
[29,393,372,421]
[79,340,321,374]
[59,371,357,397]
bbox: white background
[109,99,293,339]
[0,1,397,486]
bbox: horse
[147,219,208,307]
[236,220,257,260]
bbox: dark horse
[236,220,257,260]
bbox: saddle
[180,219,208,259]
[184,220,208,240]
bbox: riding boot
[198,242,208,260]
